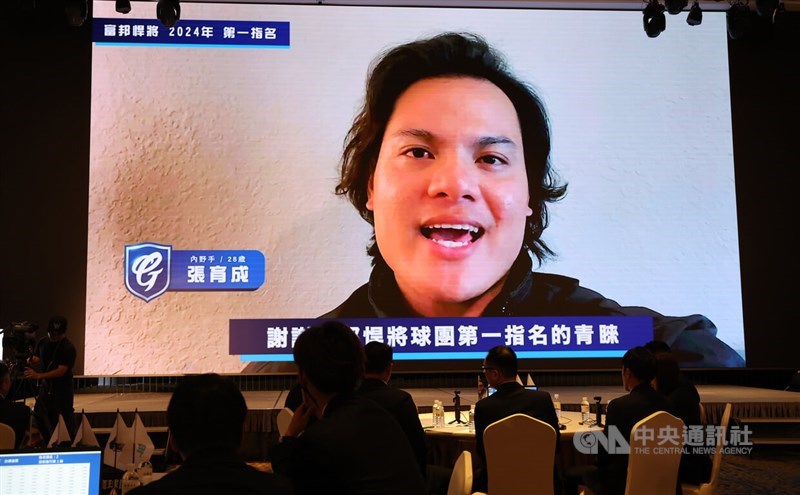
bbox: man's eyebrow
[476,136,517,148]
[390,128,434,141]
[390,130,517,149]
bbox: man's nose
[426,153,478,202]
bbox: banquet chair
[579,411,684,495]
[681,402,732,495]
[624,411,685,495]
[0,422,15,449]
[276,407,294,437]
[481,413,557,495]
[446,450,473,495]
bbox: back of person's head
[48,316,68,335]
[644,340,672,356]
[364,341,393,375]
[485,345,518,378]
[654,352,682,395]
[167,373,247,456]
[622,346,657,384]
[0,362,10,395]
[337,31,567,265]
[294,320,365,395]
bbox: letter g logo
[125,242,172,302]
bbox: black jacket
[597,383,676,495]
[472,381,561,493]
[0,395,30,449]
[270,393,426,495]
[356,378,428,478]
[324,251,744,368]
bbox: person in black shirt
[24,316,76,440]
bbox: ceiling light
[643,0,667,38]
[157,0,180,27]
[687,1,703,25]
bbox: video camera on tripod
[1,321,38,378]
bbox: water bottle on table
[553,393,562,423]
[580,397,590,424]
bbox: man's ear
[366,173,375,211]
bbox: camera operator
[24,316,76,440]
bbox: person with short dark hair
[129,373,292,495]
[474,345,561,493]
[568,346,675,495]
[270,321,426,495]
[24,316,76,439]
[0,361,31,448]
[319,31,743,369]
[654,352,712,486]
[356,341,428,479]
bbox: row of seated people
[1,322,711,495]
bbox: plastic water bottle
[433,400,442,427]
[437,400,446,427]
[553,393,562,421]
[468,405,475,433]
[121,463,141,494]
[581,397,590,424]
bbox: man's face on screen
[367,76,532,316]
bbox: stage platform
[16,384,798,462]
[36,384,800,435]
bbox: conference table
[419,410,604,470]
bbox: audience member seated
[356,342,452,495]
[654,351,712,485]
[566,346,676,495]
[0,362,31,448]
[473,345,561,494]
[357,341,428,477]
[269,321,427,495]
[129,373,293,495]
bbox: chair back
[447,450,473,495]
[276,407,294,437]
[0,422,15,450]
[483,413,557,495]
[703,402,732,493]
[624,411,685,495]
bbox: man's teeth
[427,223,479,233]
[431,239,471,248]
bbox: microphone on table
[594,396,603,428]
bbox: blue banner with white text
[93,18,290,47]
[231,316,653,362]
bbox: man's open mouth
[420,223,484,248]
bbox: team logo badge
[125,243,172,302]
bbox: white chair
[276,407,294,437]
[0,422,16,450]
[446,450,473,495]
[624,411,685,495]
[681,402,732,495]
[482,413,557,495]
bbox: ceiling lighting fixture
[665,0,689,15]
[157,0,180,27]
[726,3,751,40]
[687,1,703,25]
[643,0,667,38]
[64,0,88,27]
[116,0,131,14]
